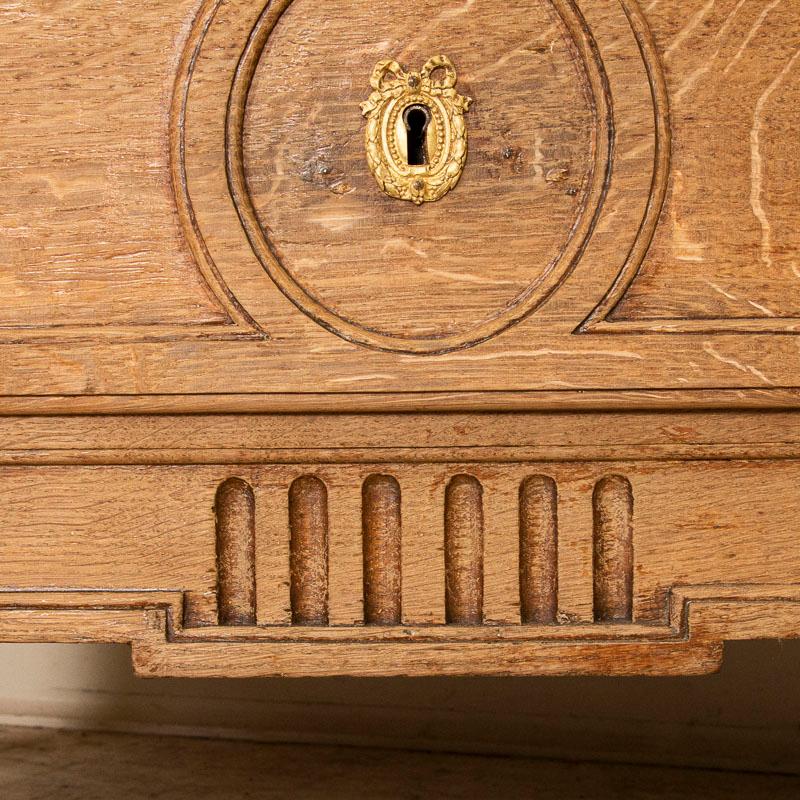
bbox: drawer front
[0,0,797,393]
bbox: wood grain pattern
[609,0,800,326]
[0,412,788,675]
[0,409,792,674]
[289,476,329,626]
[362,475,402,626]
[240,0,598,347]
[593,475,634,623]
[214,478,256,626]
[0,0,793,389]
[444,475,484,625]
[0,0,231,332]
[1,0,799,679]
[519,475,559,625]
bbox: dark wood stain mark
[593,475,634,623]
[519,475,558,625]
[362,474,402,626]
[444,474,484,625]
[215,477,256,626]
[289,475,329,626]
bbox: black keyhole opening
[404,104,431,166]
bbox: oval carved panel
[234,0,607,352]
[175,0,665,354]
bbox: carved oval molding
[173,0,668,354]
[228,0,610,354]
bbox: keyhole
[403,104,431,166]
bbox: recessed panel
[242,0,598,344]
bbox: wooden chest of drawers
[1,0,798,677]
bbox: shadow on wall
[0,639,798,774]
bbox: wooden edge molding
[167,0,268,340]
[0,410,799,464]
[0,411,796,677]
[0,586,798,677]
[578,0,671,334]
[2,389,799,415]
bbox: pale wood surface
[0,410,795,676]
[0,0,795,389]
[0,0,799,679]
[243,0,595,340]
[613,0,800,322]
[1,725,799,800]
[0,0,227,329]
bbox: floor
[0,725,798,799]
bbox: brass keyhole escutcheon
[360,55,473,205]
